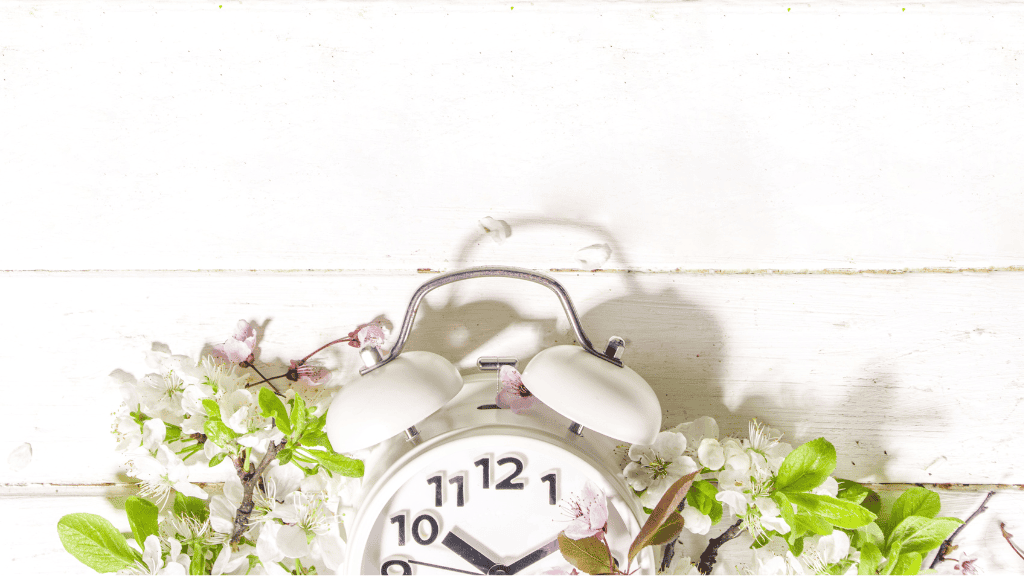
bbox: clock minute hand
[441,531,497,573]
[506,538,561,574]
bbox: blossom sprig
[62,319,376,575]
[612,417,966,576]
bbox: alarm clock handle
[361,266,623,375]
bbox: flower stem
[244,373,289,389]
[697,519,743,575]
[242,363,283,396]
[1001,522,1024,562]
[929,491,995,568]
[298,336,354,364]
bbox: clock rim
[342,423,656,574]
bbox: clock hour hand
[441,531,497,573]
[506,538,560,574]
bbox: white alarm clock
[326,268,664,575]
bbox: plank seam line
[2,267,1024,275]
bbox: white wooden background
[3,0,1023,572]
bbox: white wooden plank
[3,484,1021,573]
[1,1,1023,271]
[2,271,1022,485]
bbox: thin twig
[243,363,283,396]
[229,440,286,545]
[698,519,743,575]
[929,490,995,568]
[1001,523,1024,562]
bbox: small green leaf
[124,496,159,546]
[298,430,334,451]
[557,532,612,574]
[851,520,885,551]
[164,422,182,443]
[786,492,875,529]
[628,470,699,562]
[208,452,228,468]
[278,447,294,465]
[202,399,222,421]
[887,516,961,555]
[290,394,309,437]
[775,438,837,493]
[883,487,941,538]
[57,513,142,573]
[301,449,364,477]
[258,387,291,435]
[174,492,209,523]
[686,480,723,524]
[203,418,238,449]
[858,542,882,575]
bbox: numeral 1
[449,474,465,507]
[389,514,406,546]
[541,472,558,505]
[427,475,443,507]
[474,457,490,489]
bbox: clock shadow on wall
[401,219,765,437]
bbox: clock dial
[349,429,650,575]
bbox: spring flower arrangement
[57,320,387,575]
[554,416,968,575]
[58,319,971,575]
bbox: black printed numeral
[495,456,525,490]
[389,514,406,546]
[474,457,490,489]
[381,560,412,575]
[427,475,443,507]
[541,472,558,505]
[449,474,465,507]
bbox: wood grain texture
[1,1,1023,271]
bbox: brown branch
[229,441,286,545]
[1001,522,1024,562]
[697,520,743,575]
[929,491,995,568]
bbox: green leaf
[290,394,309,437]
[883,487,941,538]
[298,430,334,451]
[124,497,159,547]
[889,551,923,575]
[57,513,142,573]
[774,438,837,493]
[858,542,882,575]
[164,422,182,443]
[887,516,961,556]
[628,470,699,562]
[208,451,228,468]
[837,479,881,516]
[851,521,885,551]
[203,418,238,449]
[301,449,364,477]
[686,480,723,524]
[202,399,222,421]
[174,492,209,523]
[786,492,876,529]
[278,447,294,465]
[258,387,291,436]
[557,532,612,575]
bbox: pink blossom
[563,481,609,540]
[212,320,257,364]
[495,365,538,414]
[287,360,332,386]
[346,322,388,350]
[953,552,981,575]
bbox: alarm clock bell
[325,267,662,452]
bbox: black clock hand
[506,538,561,574]
[408,559,481,575]
[441,531,497,573]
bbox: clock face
[347,427,652,575]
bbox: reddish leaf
[558,531,613,574]
[628,470,699,562]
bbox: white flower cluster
[110,346,358,575]
[622,417,858,575]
